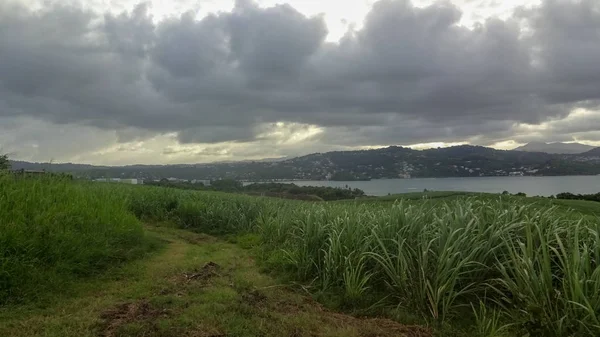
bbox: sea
[245,176,600,197]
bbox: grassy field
[1,226,428,337]
[1,176,599,336]
[357,191,600,216]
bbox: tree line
[0,154,9,171]
[555,192,600,203]
[145,179,365,201]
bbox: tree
[210,179,243,191]
[0,154,9,171]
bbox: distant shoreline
[241,174,600,183]
[243,176,600,198]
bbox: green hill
[11,145,600,181]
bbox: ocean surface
[247,176,600,197]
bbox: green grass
[0,175,150,304]
[0,226,424,337]
[122,187,600,335]
[2,178,600,336]
[131,189,600,336]
[355,191,600,217]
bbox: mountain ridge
[513,142,595,154]
[9,145,600,181]
[581,147,600,156]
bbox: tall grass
[122,184,600,335]
[128,184,599,335]
[0,175,145,304]
[263,200,599,336]
[2,176,599,335]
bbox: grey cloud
[567,132,600,142]
[0,2,161,127]
[151,11,228,78]
[177,126,258,144]
[520,0,600,105]
[163,145,232,156]
[1,0,600,157]
[0,116,116,162]
[317,118,518,148]
[226,0,327,84]
[316,1,535,123]
[104,3,155,58]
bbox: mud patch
[240,289,267,306]
[183,262,221,283]
[321,309,431,337]
[348,317,431,337]
[98,300,170,337]
[272,294,432,337]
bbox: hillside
[10,145,600,181]
[581,147,600,156]
[513,142,595,154]
[283,145,599,179]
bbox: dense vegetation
[0,175,147,304]
[2,176,599,336]
[557,192,600,203]
[11,144,600,181]
[243,182,365,200]
[128,189,599,336]
[0,154,9,170]
[145,179,365,201]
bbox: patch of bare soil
[337,316,431,337]
[240,289,268,306]
[274,293,432,337]
[182,262,221,283]
[235,287,431,337]
[98,300,170,337]
[162,262,224,298]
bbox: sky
[1,0,600,165]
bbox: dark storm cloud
[525,0,600,112]
[227,0,328,83]
[316,118,519,147]
[306,0,537,124]
[1,0,600,147]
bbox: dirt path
[0,226,430,337]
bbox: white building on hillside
[93,178,141,184]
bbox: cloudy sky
[1,0,599,165]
